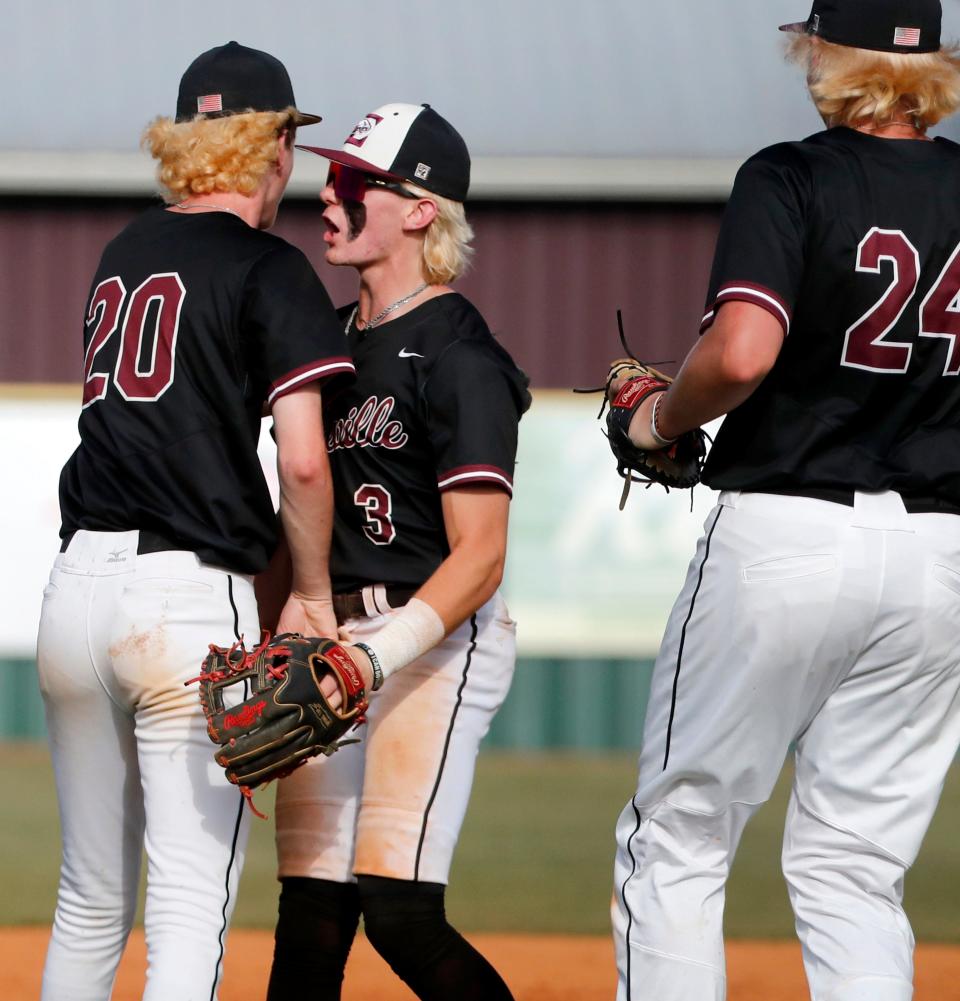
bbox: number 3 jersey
[700,126,960,506]
[58,207,354,573]
[326,293,531,592]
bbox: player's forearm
[649,355,763,442]
[272,385,335,600]
[417,488,510,633]
[416,540,505,634]
[278,449,335,599]
[255,525,292,631]
[346,489,511,689]
[633,302,784,444]
[347,538,504,692]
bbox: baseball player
[609,2,960,999]
[35,42,353,1001]
[263,104,530,1001]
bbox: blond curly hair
[142,109,295,204]
[787,35,960,129]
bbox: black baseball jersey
[59,207,354,574]
[325,293,530,592]
[701,126,960,507]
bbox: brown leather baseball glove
[604,358,707,507]
[193,632,368,805]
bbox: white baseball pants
[613,490,960,1001]
[36,530,258,1001]
[275,591,516,885]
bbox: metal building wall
[0,198,723,388]
[8,0,960,157]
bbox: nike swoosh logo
[398,348,425,358]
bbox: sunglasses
[326,162,420,202]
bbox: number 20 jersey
[700,126,960,506]
[58,207,354,573]
[325,293,531,593]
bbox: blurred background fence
[4,0,960,752]
[6,6,960,961]
[0,656,655,748]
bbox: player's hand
[607,369,631,400]
[316,666,343,712]
[276,592,338,640]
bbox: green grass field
[6,743,960,939]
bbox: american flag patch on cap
[893,26,922,47]
[197,93,223,113]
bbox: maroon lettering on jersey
[327,395,409,451]
[920,241,960,375]
[354,483,396,545]
[82,277,127,409]
[115,273,186,401]
[842,228,918,373]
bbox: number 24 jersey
[326,293,531,592]
[701,126,960,505]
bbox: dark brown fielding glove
[194,632,368,798]
[605,359,707,508]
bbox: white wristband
[649,392,677,448]
[361,598,446,683]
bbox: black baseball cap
[175,41,321,125]
[779,0,941,53]
[298,103,471,202]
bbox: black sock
[358,875,514,1001]
[266,877,361,1001]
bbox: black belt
[333,585,418,622]
[59,529,187,554]
[761,486,960,516]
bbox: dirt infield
[5,928,960,999]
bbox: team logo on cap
[346,113,383,148]
[415,163,431,181]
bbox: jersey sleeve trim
[699,282,792,336]
[267,357,356,405]
[437,464,514,497]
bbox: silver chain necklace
[345,282,429,334]
[172,202,244,219]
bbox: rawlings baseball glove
[579,311,707,509]
[192,632,368,802]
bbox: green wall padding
[0,656,656,749]
[484,658,654,750]
[0,660,46,739]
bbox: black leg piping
[207,571,248,999]
[663,506,724,771]
[413,614,478,881]
[620,797,643,1001]
[227,574,241,641]
[208,792,246,1001]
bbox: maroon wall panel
[0,198,723,388]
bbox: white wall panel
[0,390,720,658]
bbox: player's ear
[402,197,438,233]
[275,130,293,176]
